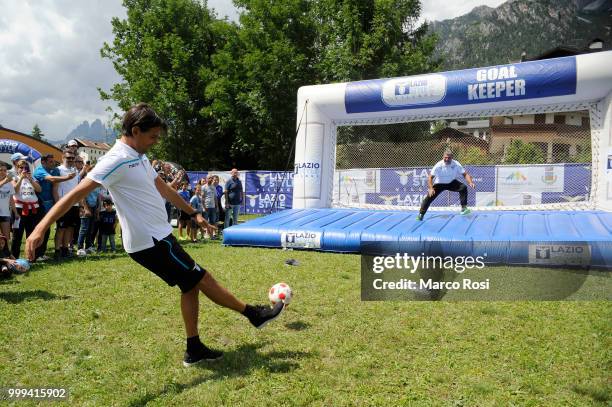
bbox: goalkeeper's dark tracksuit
[419,180,468,216]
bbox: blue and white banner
[188,162,589,213]
[244,171,294,214]
[345,57,577,113]
[0,138,42,163]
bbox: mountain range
[430,0,612,70]
[48,119,118,146]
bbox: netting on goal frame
[330,102,603,211]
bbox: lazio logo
[256,174,268,187]
[379,195,397,205]
[246,194,258,207]
[395,170,411,186]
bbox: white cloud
[0,0,125,140]
[208,0,240,20]
[420,0,508,23]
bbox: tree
[312,0,440,83]
[455,146,493,165]
[31,124,43,140]
[503,140,546,164]
[101,0,441,170]
[100,0,234,169]
[569,142,591,163]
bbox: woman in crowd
[11,160,41,258]
[0,162,17,243]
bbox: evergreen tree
[31,124,44,140]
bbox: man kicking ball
[26,103,284,367]
[416,149,475,221]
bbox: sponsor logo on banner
[256,173,268,186]
[365,170,377,188]
[541,166,557,184]
[246,194,258,207]
[367,193,426,206]
[395,170,411,186]
[281,231,321,249]
[505,171,528,182]
[498,166,564,193]
[294,162,321,180]
[379,195,397,205]
[381,75,447,107]
[529,243,591,266]
[0,140,19,152]
[345,57,576,113]
[607,153,612,172]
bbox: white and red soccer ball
[268,282,293,305]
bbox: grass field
[0,230,610,406]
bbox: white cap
[67,139,78,147]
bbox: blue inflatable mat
[223,208,612,266]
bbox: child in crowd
[98,199,117,252]
[177,182,191,240]
[0,233,24,277]
[189,185,203,242]
[0,162,16,243]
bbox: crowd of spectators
[0,141,120,279]
[151,159,244,242]
[0,141,244,280]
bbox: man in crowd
[33,153,77,261]
[26,103,285,367]
[66,139,79,154]
[53,149,80,258]
[224,168,243,229]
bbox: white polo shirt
[87,141,172,253]
[430,159,465,185]
[57,165,80,206]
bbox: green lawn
[0,234,610,406]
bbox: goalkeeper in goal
[416,149,475,221]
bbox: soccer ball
[15,258,30,272]
[76,249,87,257]
[268,282,293,305]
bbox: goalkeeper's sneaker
[460,207,472,216]
[183,344,223,367]
[245,302,285,329]
[416,213,424,221]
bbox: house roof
[73,139,111,150]
[526,40,610,61]
[491,124,590,135]
[432,127,489,149]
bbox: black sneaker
[183,344,223,367]
[246,302,285,329]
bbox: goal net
[332,105,602,211]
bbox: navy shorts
[57,206,80,228]
[128,234,206,293]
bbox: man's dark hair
[122,103,167,137]
[103,199,113,206]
